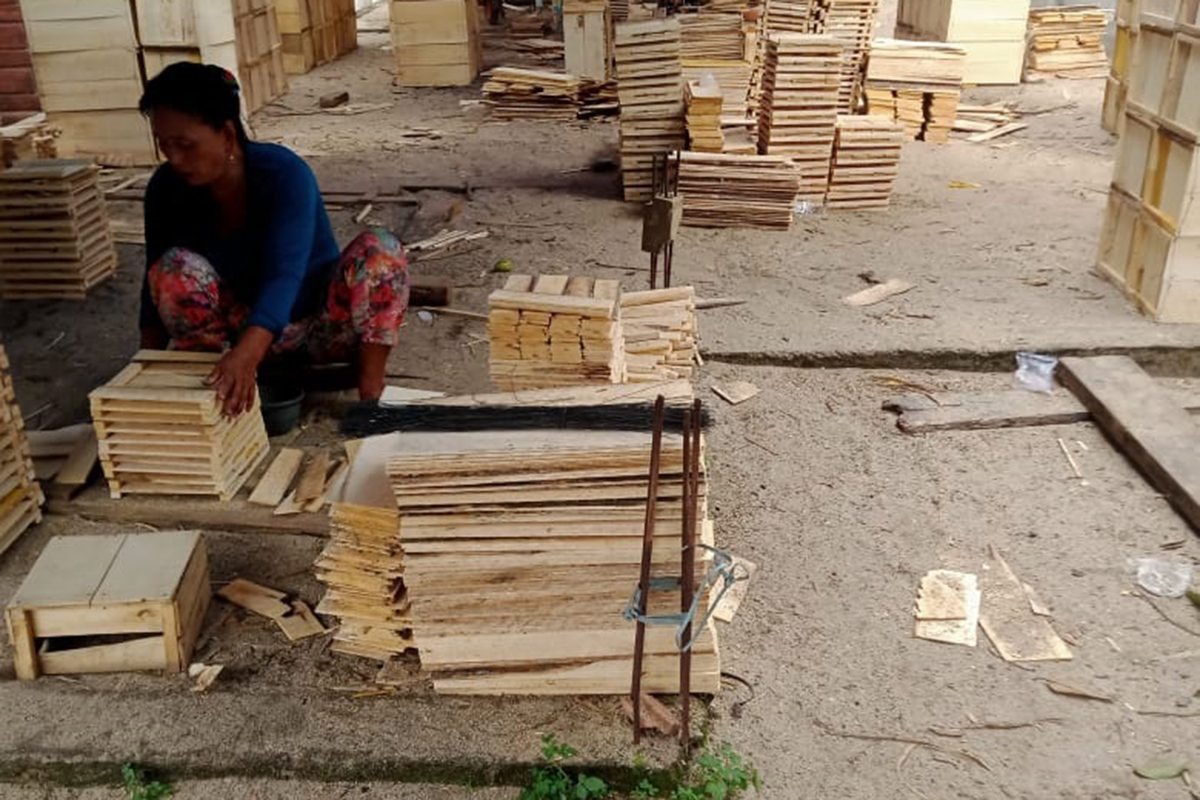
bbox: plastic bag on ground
[1133,556,1194,598]
[1014,351,1059,394]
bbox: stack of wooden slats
[821,0,880,113]
[1024,6,1110,80]
[390,0,482,86]
[682,60,756,151]
[1102,0,1140,134]
[276,0,357,75]
[489,274,626,391]
[234,0,290,114]
[0,342,44,558]
[757,33,843,202]
[621,288,700,381]
[864,39,965,142]
[762,0,821,34]
[1095,0,1200,322]
[89,351,270,500]
[686,80,726,151]
[895,0,1033,85]
[385,428,720,695]
[0,160,116,301]
[482,68,583,121]
[827,114,904,209]
[615,19,686,202]
[677,151,800,229]
[679,12,747,60]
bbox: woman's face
[150,107,238,187]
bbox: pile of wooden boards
[0,160,117,301]
[677,151,801,229]
[952,102,1022,137]
[0,342,43,558]
[563,0,610,80]
[89,351,269,500]
[757,33,843,202]
[0,113,58,170]
[384,428,720,695]
[488,274,626,391]
[276,0,357,74]
[895,0,1033,85]
[1102,0,1141,134]
[827,114,904,209]
[621,287,700,381]
[482,68,583,121]
[679,12,747,60]
[864,39,965,143]
[233,0,290,113]
[682,60,756,151]
[1025,6,1110,80]
[390,0,481,86]
[685,80,726,151]
[1095,0,1200,322]
[615,19,686,202]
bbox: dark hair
[139,62,248,145]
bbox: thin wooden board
[91,531,201,604]
[843,278,913,306]
[295,449,331,505]
[275,599,328,640]
[712,381,761,405]
[913,570,980,647]
[978,550,1071,662]
[248,448,304,506]
[9,534,126,608]
[1059,356,1200,532]
[217,578,290,619]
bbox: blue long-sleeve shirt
[141,141,341,338]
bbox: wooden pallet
[677,151,801,229]
[827,114,904,209]
[89,350,270,500]
[5,531,209,680]
[615,19,686,201]
[0,344,44,557]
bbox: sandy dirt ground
[0,1,1198,798]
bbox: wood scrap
[622,693,681,736]
[217,578,290,619]
[275,600,328,641]
[712,381,761,406]
[978,549,1072,663]
[843,278,912,306]
[248,448,305,507]
[1038,678,1113,703]
[188,662,223,692]
[295,450,332,505]
[967,122,1028,143]
[913,570,980,647]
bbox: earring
[228,153,235,163]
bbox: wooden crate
[5,531,209,680]
[89,351,270,500]
[278,0,357,74]
[390,0,481,86]
[895,0,1032,84]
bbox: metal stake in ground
[631,395,667,744]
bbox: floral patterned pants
[148,229,409,362]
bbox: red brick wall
[0,0,40,123]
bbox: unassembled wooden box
[5,531,210,680]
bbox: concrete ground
[1,1,1198,798]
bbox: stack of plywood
[89,351,270,500]
[822,0,881,113]
[685,80,726,151]
[1025,6,1110,80]
[0,342,43,558]
[276,0,357,75]
[19,0,155,164]
[0,160,116,300]
[680,12,747,60]
[826,114,904,209]
[564,0,610,81]
[615,19,686,202]
[482,68,583,121]
[682,59,756,150]
[1095,1,1200,322]
[234,0,290,114]
[895,0,1033,85]
[1102,0,1141,133]
[488,274,626,391]
[385,428,720,695]
[390,0,481,86]
[677,151,800,229]
[864,39,965,142]
[757,33,843,202]
[621,287,700,381]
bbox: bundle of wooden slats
[821,0,880,113]
[0,343,43,558]
[0,160,116,301]
[762,0,820,34]
[679,12,747,60]
[615,19,686,202]
[89,351,270,500]
[827,115,904,209]
[489,274,626,391]
[276,0,357,75]
[385,428,720,695]
[482,68,583,121]
[864,39,965,142]
[682,60,756,151]
[686,80,726,151]
[757,34,843,202]
[1024,6,1110,80]
[896,0,1033,85]
[677,151,800,229]
[621,288,700,382]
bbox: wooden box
[390,0,481,86]
[89,351,270,500]
[5,531,210,680]
[895,0,1032,84]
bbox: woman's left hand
[207,327,272,417]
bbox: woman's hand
[207,327,272,417]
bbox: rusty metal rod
[631,395,666,744]
[679,398,701,752]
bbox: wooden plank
[9,534,126,609]
[217,578,290,618]
[275,599,328,640]
[1059,356,1200,531]
[978,549,1072,662]
[294,449,331,505]
[91,531,201,605]
[248,447,304,506]
[49,426,99,499]
[39,635,168,675]
[5,609,39,680]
